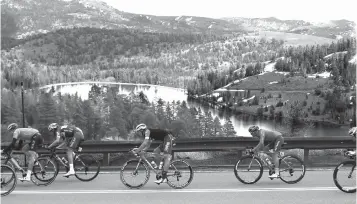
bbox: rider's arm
[136,129,152,152]
[252,130,265,152]
[3,130,20,152]
[48,131,62,149]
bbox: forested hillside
[1,86,236,142]
[1,27,285,89]
[186,37,356,127]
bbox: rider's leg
[19,142,38,181]
[153,145,161,166]
[269,136,284,178]
[64,135,81,176]
[155,135,173,184]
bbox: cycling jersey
[258,129,282,141]
[253,129,283,152]
[4,128,43,152]
[13,128,40,141]
[51,125,84,150]
[146,129,170,141]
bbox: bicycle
[120,149,194,189]
[234,147,306,184]
[1,164,17,197]
[37,145,101,182]
[1,149,57,186]
[333,149,356,193]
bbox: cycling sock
[274,168,279,175]
[26,170,32,178]
[69,164,74,171]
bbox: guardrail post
[304,149,309,165]
[103,153,110,166]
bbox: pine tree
[213,116,223,137]
[204,111,214,137]
[223,117,236,137]
[165,102,174,123]
[37,93,58,141]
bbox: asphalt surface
[2,170,356,204]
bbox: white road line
[9,187,340,194]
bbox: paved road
[2,170,356,204]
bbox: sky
[102,0,356,22]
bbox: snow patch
[185,17,193,21]
[349,55,357,64]
[243,95,255,103]
[175,16,182,21]
[274,71,290,75]
[208,24,213,29]
[268,81,278,84]
[68,13,91,19]
[323,51,348,59]
[212,93,220,97]
[307,71,331,78]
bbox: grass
[217,70,355,124]
[256,31,336,46]
[229,72,332,91]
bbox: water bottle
[266,158,272,166]
[151,161,158,169]
[158,161,164,170]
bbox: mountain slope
[0,0,245,39]
[222,17,356,39]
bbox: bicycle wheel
[234,155,263,184]
[333,160,356,193]
[1,165,17,197]
[120,159,150,189]
[166,160,194,189]
[74,154,100,182]
[279,155,306,184]
[32,157,58,186]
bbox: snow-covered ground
[307,71,331,78]
[323,51,348,59]
[242,95,255,103]
[349,55,357,64]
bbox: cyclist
[248,125,284,178]
[132,123,175,184]
[1,123,44,181]
[47,123,85,177]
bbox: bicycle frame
[133,151,181,178]
[43,147,90,173]
[1,151,46,177]
[134,152,164,175]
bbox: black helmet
[248,125,259,133]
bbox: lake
[41,82,350,137]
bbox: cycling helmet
[135,123,147,132]
[248,125,259,133]
[7,123,18,131]
[48,123,59,131]
[348,127,357,137]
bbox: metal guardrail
[1,136,355,166]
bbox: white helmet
[48,123,59,131]
[135,123,147,132]
[7,123,18,131]
[348,127,357,137]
